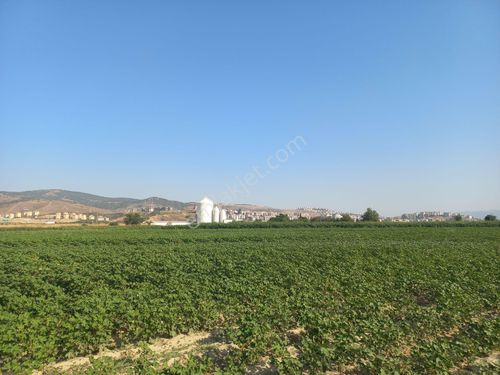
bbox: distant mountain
[0,189,187,214]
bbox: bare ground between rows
[33,331,222,374]
[32,328,307,374]
[31,327,499,374]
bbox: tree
[484,214,497,221]
[124,213,144,225]
[269,214,290,222]
[453,214,463,222]
[340,214,353,222]
[361,208,380,222]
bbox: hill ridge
[0,189,187,214]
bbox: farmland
[0,226,499,373]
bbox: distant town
[0,201,482,226]
[1,189,496,226]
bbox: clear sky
[1,1,499,216]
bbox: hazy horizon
[2,187,499,219]
[1,1,499,216]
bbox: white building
[151,221,190,226]
[197,197,214,223]
[212,206,220,223]
[220,209,227,222]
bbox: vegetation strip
[0,226,498,373]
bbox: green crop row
[0,226,498,373]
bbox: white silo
[197,197,214,223]
[219,208,227,223]
[212,206,220,223]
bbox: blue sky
[1,0,499,215]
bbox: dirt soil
[34,331,217,374]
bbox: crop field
[0,226,499,374]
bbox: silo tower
[197,197,214,223]
[219,209,227,223]
[212,206,220,223]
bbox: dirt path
[34,331,216,374]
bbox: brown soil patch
[34,331,213,374]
